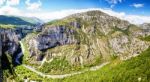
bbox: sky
[0,0,150,24]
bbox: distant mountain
[0,15,43,25]
[18,16,44,25]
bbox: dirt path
[23,62,109,79]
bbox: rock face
[0,29,23,69]
[0,28,23,82]
[22,10,150,68]
[35,26,77,51]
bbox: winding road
[23,62,109,79]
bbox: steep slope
[22,10,150,75]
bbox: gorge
[0,10,150,82]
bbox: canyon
[0,10,150,82]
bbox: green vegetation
[14,65,56,82]
[39,57,72,74]
[20,40,30,64]
[113,26,130,35]
[46,18,76,26]
[140,35,150,41]
[0,24,16,29]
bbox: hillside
[21,10,149,75]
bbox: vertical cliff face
[0,29,23,70]
[35,26,77,51]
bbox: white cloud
[25,0,42,10]
[0,7,150,25]
[23,8,150,25]
[24,9,94,22]
[0,0,5,6]
[0,0,20,15]
[106,0,122,8]
[0,6,21,15]
[97,8,150,24]
[131,3,144,8]
[0,0,20,6]
[106,0,122,4]
[0,0,20,17]
[7,0,20,6]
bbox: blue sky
[1,0,149,15]
[100,0,150,16]
[43,0,149,16]
[20,0,150,15]
[0,0,150,24]
[41,0,101,11]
